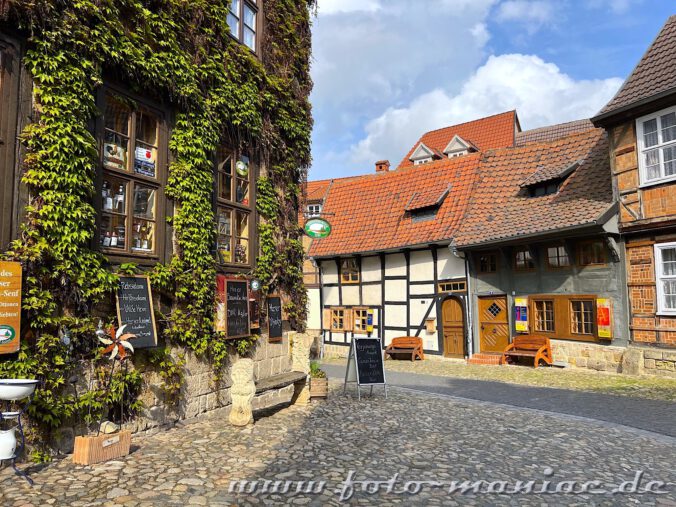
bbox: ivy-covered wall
[0,0,314,457]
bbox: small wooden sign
[267,295,283,342]
[226,279,250,339]
[116,275,157,349]
[0,261,21,355]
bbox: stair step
[467,353,501,365]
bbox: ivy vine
[0,0,314,455]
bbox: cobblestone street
[1,382,674,506]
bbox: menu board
[116,275,157,349]
[226,279,250,338]
[267,295,283,341]
[0,261,22,355]
[354,338,385,385]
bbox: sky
[308,0,675,180]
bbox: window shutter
[322,308,332,330]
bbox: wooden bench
[500,335,553,368]
[384,336,425,361]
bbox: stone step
[467,353,501,366]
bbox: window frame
[307,203,322,217]
[477,252,498,274]
[227,0,261,54]
[570,299,595,336]
[577,240,607,267]
[353,307,369,333]
[655,242,676,315]
[438,279,467,293]
[215,147,254,269]
[636,105,676,187]
[514,247,536,272]
[96,87,168,264]
[340,258,360,284]
[546,244,571,269]
[532,299,555,333]
[331,308,345,332]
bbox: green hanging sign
[304,218,332,239]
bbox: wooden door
[442,298,465,358]
[478,296,509,353]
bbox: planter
[72,430,131,465]
[0,379,40,401]
[309,377,328,399]
[0,428,17,460]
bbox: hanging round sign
[250,279,261,291]
[304,218,332,239]
[235,160,249,177]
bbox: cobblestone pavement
[323,356,676,401]
[1,383,674,506]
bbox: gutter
[310,238,453,261]
[591,88,676,127]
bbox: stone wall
[551,339,625,372]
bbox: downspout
[450,242,473,358]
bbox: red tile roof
[454,128,614,247]
[398,110,518,168]
[516,119,594,146]
[309,156,481,257]
[405,185,451,212]
[596,15,676,119]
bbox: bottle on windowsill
[102,231,111,247]
[114,185,125,213]
[110,230,118,248]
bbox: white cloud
[350,53,622,165]
[319,0,382,15]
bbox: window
[547,244,570,268]
[578,241,606,266]
[533,300,554,332]
[216,148,252,265]
[307,204,322,217]
[527,181,559,197]
[353,308,369,332]
[478,253,497,273]
[439,280,466,293]
[413,158,432,165]
[570,300,594,335]
[99,93,163,256]
[228,0,258,51]
[636,106,676,185]
[340,258,359,283]
[514,248,535,271]
[331,308,345,331]
[655,242,676,314]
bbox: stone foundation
[550,340,625,373]
[323,343,350,359]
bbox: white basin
[0,379,39,401]
[0,428,16,460]
[0,411,20,420]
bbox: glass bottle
[114,184,125,213]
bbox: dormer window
[443,135,475,158]
[528,181,560,197]
[307,203,322,217]
[520,160,580,198]
[409,142,437,165]
[414,158,432,165]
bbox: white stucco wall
[324,285,340,306]
[322,260,338,284]
[384,279,407,301]
[362,284,382,306]
[306,288,321,330]
[438,247,465,280]
[361,255,381,281]
[410,250,434,281]
[385,253,406,276]
[341,285,360,306]
[409,283,435,295]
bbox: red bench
[384,336,425,361]
[500,335,553,368]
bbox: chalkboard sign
[267,295,283,341]
[226,279,250,338]
[116,275,157,349]
[354,338,385,385]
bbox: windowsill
[656,312,676,317]
[227,32,258,56]
[639,175,676,189]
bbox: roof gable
[443,135,474,154]
[409,142,436,161]
[398,110,517,168]
[595,15,676,121]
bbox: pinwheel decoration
[96,323,136,361]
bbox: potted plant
[309,361,328,399]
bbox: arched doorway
[442,297,465,358]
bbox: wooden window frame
[307,203,322,217]
[353,307,369,332]
[546,244,571,269]
[636,105,676,187]
[331,308,345,332]
[532,299,555,333]
[654,242,676,315]
[340,258,360,284]
[570,299,595,336]
[227,0,262,54]
[96,88,168,264]
[215,148,254,269]
[577,240,607,267]
[514,247,536,272]
[477,252,498,274]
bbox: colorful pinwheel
[97,324,136,361]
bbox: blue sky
[309,0,674,181]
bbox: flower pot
[72,430,131,465]
[309,377,328,399]
[0,428,17,460]
[0,379,40,401]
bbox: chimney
[375,160,390,173]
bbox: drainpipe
[450,243,473,358]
